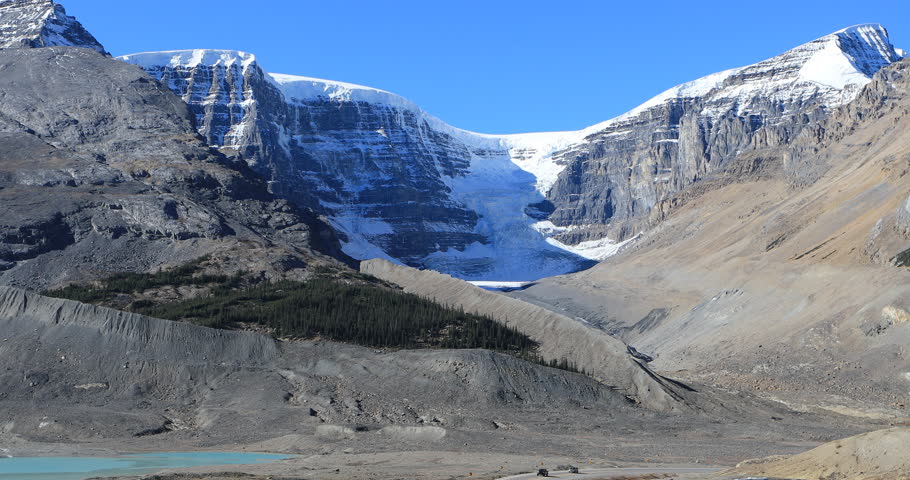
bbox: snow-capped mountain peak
[0,0,105,53]
[797,24,900,89]
[590,23,902,127]
[831,24,901,65]
[117,25,905,281]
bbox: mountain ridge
[120,23,900,141]
[116,23,904,280]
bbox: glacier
[118,23,904,281]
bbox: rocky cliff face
[546,24,904,242]
[0,44,343,289]
[127,51,488,262]
[0,0,105,53]
[119,25,903,280]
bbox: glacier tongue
[117,24,904,281]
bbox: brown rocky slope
[510,58,910,415]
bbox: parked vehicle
[537,468,549,477]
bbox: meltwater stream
[0,452,292,480]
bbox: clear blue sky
[66,0,909,134]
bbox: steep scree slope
[513,58,910,414]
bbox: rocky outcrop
[119,26,903,280]
[0,0,105,53]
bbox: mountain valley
[0,1,909,479]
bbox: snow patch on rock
[546,235,639,261]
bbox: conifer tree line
[139,279,539,353]
[45,260,584,374]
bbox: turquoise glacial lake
[0,452,292,480]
